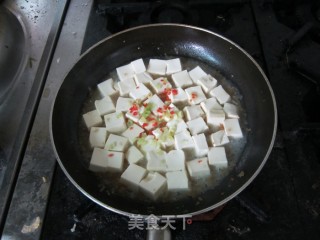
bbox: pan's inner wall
[52,25,276,215]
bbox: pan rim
[49,23,278,218]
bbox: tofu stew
[79,57,247,202]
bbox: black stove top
[41,0,320,239]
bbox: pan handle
[147,228,171,240]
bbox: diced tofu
[166,58,182,74]
[118,77,136,96]
[209,85,230,104]
[223,103,239,118]
[129,83,152,101]
[174,130,196,157]
[156,128,175,149]
[143,94,165,116]
[150,77,172,94]
[192,133,209,157]
[126,145,144,164]
[116,97,134,112]
[166,171,189,191]
[104,112,127,133]
[188,66,207,83]
[210,130,230,146]
[130,58,146,74]
[147,59,167,75]
[97,78,118,97]
[105,151,124,172]
[166,149,185,171]
[95,96,116,116]
[171,70,193,89]
[206,109,225,130]
[121,164,147,189]
[83,110,103,129]
[146,150,167,172]
[198,74,218,93]
[167,118,188,134]
[104,134,129,152]
[121,123,145,144]
[200,97,222,114]
[89,148,124,172]
[137,135,161,153]
[186,117,209,135]
[89,127,108,148]
[126,103,144,123]
[208,147,228,169]
[117,64,135,81]
[185,86,207,105]
[224,119,243,138]
[134,72,153,86]
[89,148,108,172]
[183,105,205,121]
[168,88,188,105]
[139,172,167,200]
[187,158,211,178]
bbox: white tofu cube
[89,148,108,172]
[171,70,193,89]
[167,119,188,134]
[129,83,152,101]
[146,150,167,172]
[209,85,230,104]
[208,147,228,169]
[118,77,136,96]
[105,151,124,172]
[121,164,147,189]
[206,109,225,130]
[187,158,211,178]
[200,97,222,114]
[83,110,103,129]
[89,148,124,172]
[130,58,146,74]
[137,135,161,153]
[198,74,218,93]
[156,128,175,149]
[223,103,239,118]
[186,117,209,135]
[126,145,144,164]
[125,103,144,123]
[210,130,230,146]
[95,96,116,116]
[117,64,135,81]
[139,172,167,200]
[183,105,205,121]
[134,72,153,86]
[174,130,196,157]
[192,133,209,157]
[116,97,134,112]
[89,127,108,148]
[143,94,165,116]
[166,149,185,171]
[121,123,145,144]
[224,119,243,138]
[104,134,129,152]
[166,171,189,191]
[166,58,182,74]
[188,66,207,83]
[147,59,167,75]
[150,77,172,94]
[168,88,188,105]
[97,78,118,97]
[104,112,127,133]
[185,86,207,105]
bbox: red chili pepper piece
[157,107,163,113]
[133,111,138,116]
[198,160,202,163]
[172,89,178,95]
[108,153,114,157]
[142,123,148,128]
[152,122,158,127]
[170,111,175,115]
[191,93,197,99]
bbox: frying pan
[50,24,277,217]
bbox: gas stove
[1,0,320,239]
